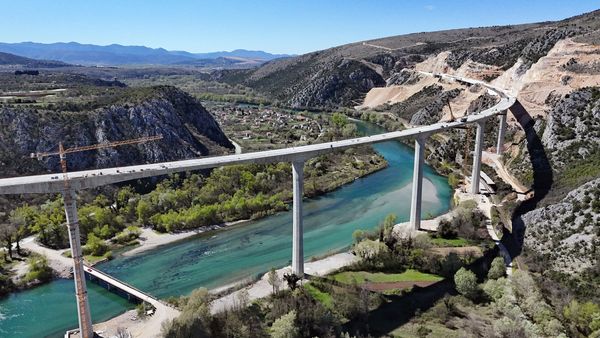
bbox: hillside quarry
[214,8,600,308]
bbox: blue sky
[2,0,599,54]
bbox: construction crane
[30,134,163,162]
[30,134,162,338]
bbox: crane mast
[31,135,162,338]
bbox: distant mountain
[192,49,290,60]
[0,42,290,66]
[0,51,69,68]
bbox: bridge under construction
[0,72,518,338]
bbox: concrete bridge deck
[84,265,163,309]
[0,71,517,338]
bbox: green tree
[488,256,506,280]
[382,213,397,241]
[270,311,299,338]
[9,204,36,254]
[267,268,281,293]
[0,222,15,260]
[83,233,108,256]
[161,288,212,338]
[454,267,478,299]
[331,112,348,128]
[24,255,53,283]
[136,199,153,224]
[354,239,388,262]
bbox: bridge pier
[471,120,486,194]
[292,161,304,277]
[63,189,94,338]
[410,135,427,230]
[496,112,507,155]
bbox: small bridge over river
[0,72,518,338]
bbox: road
[0,72,515,196]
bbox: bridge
[0,72,517,338]
[84,265,163,309]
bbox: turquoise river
[0,121,452,337]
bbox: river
[0,121,452,337]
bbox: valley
[0,5,599,338]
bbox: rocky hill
[216,10,600,109]
[0,85,234,177]
[213,8,600,300]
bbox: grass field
[304,283,333,308]
[429,236,472,247]
[331,269,443,285]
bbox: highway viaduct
[0,72,516,338]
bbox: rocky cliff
[0,86,234,177]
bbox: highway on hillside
[0,73,515,195]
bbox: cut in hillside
[215,10,600,109]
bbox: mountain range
[0,42,291,66]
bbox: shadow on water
[502,100,553,259]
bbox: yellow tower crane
[30,134,162,338]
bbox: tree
[283,273,301,291]
[454,267,478,299]
[563,300,600,336]
[354,239,388,262]
[83,233,108,256]
[9,204,36,255]
[0,223,16,260]
[438,218,457,239]
[268,268,281,293]
[136,199,153,224]
[24,255,53,283]
[382,213,397,242]
[331,113,348,128]
[161,288,212,338]
[352,229,367,244]
[270,311,299,338]
[488,256,506,280]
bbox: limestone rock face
[0,86,233,176]
[409,88,462,125]
[542,88,600,165]
[522,178,600,274]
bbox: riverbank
[92,251,358,337]
[123,219,251,256]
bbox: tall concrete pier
[291,161,304,276]
[496,112,507,155]
[63,189,93,338]
[471,120,486,194]
[0,72,517,336]
[410,136,427,230]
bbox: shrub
[83,233,108,256]
[354,239,388,262]
[438,219,458,239]
[488,257,506,279]
[454,267,478,300]
[483,277,508,301]
[23,255,53,283]
[270,311,299,338]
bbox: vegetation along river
[0,121,452,337]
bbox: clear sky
[2,0,599,54]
